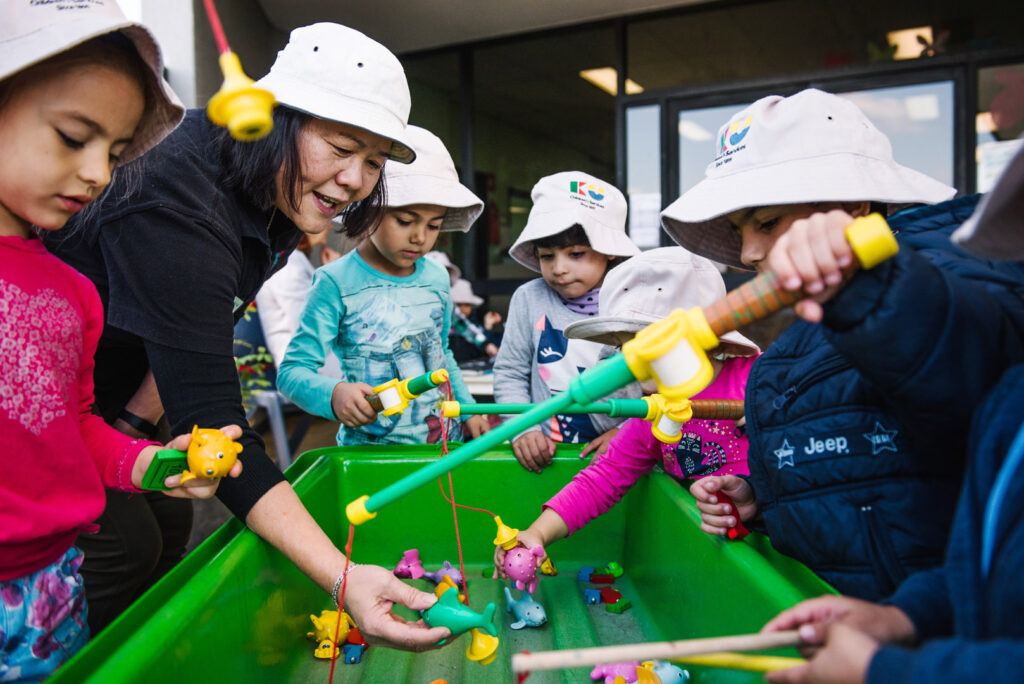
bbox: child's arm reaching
[690,475,760,536]
[278,269,375,425]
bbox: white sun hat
[450,278,484,306]
[952,141,1024,260]
[661,88,956,269]
[424,251,461,284]
[509,171,640,272]
[564,247,760,357]
[255,23,415,163]
[1,0,184,163]
[384,126,484,232]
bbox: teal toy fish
[504,587,547,629]
[421,589,497,642]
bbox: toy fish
[180,426,242,483]
[503,587,547,629]
[642,660,690,683]
[591,661,641,684]
[307,609,356,659]
[421,588,497,641]
[504,544,545,594]
[424,560,463,586]
[393,549,425,579]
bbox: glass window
[976,63,1024,192]
[472,26,617,279]
[839,82,954,189]
[626,105,662,249]
[628,0,1024,92]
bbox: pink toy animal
[590,661,641,684]
[504,544,545,594]
[393,549,425,579]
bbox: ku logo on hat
[570,180,605,202]
[718,115,752,154]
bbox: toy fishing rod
[202,0,275,140]
[364,369,449,416]
[442,397,745,444]
[345,214,898,525]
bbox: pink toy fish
[393,549,425,579]
[504,544,545,594]
[590,661,641,684]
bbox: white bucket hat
[450,278,483,306]
[564,247,760,357]
[509,171,640,272]
[424,251,461,284]
[952,141,1024,260]
[255,23,415,163]
[1,0,184,163]
[661,88,956,269]
[385,126,484,232]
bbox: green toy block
[606,598,632,614]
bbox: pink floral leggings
[1,547,88,682]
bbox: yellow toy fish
[307,610,356,659]
[180,426,243,483]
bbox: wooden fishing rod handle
[690,399,745,421]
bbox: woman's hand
[132,424,244,497]
[331,382,378,427]
[342,565,451,651]
[463,414,491,440]
[689,475,758,535]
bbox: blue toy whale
[504,587,547,629]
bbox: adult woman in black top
[46,23,450,649]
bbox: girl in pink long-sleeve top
[494,247,760,574]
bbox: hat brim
[386,174,484,232]
[952,141,1024,260]
[1,19,183,163]
[565,314,759,357]
[257,74,415,163]
[509,208,639,272]
[662,151,956,269]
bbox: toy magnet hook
[202,0,275,141]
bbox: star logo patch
[863,422,898,455]
[774,439,795,469]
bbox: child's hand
[512,430,556,473]
[483,311,502,330]
[331,382,378,427]
[689,475,758,536]
[764,621,877,684]
[767,209,860,323]
[492,527,548,580]
[762,595,916,657]
[132,424,244,498]
[579,427,618,461]
[463,415,491,440]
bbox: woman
[45,22,449,650]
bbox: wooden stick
[510,630,802,673]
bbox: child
[493,248,759,571]
[493,171,640,472]
[757,138,1024,684]
[0,3,239,678]
[278,126,491,445]
[660,89,1024,600]
[449,277,502,362]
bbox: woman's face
[0,63,144,237]
[274,119,392,235]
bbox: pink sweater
[545,356,755,534]
[0,235,153,581]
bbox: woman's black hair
[532,224,590,252]
[213,106,387,239]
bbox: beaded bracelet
[331,563,360,607]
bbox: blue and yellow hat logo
[570,180,605,202]
[718,115,752,154]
